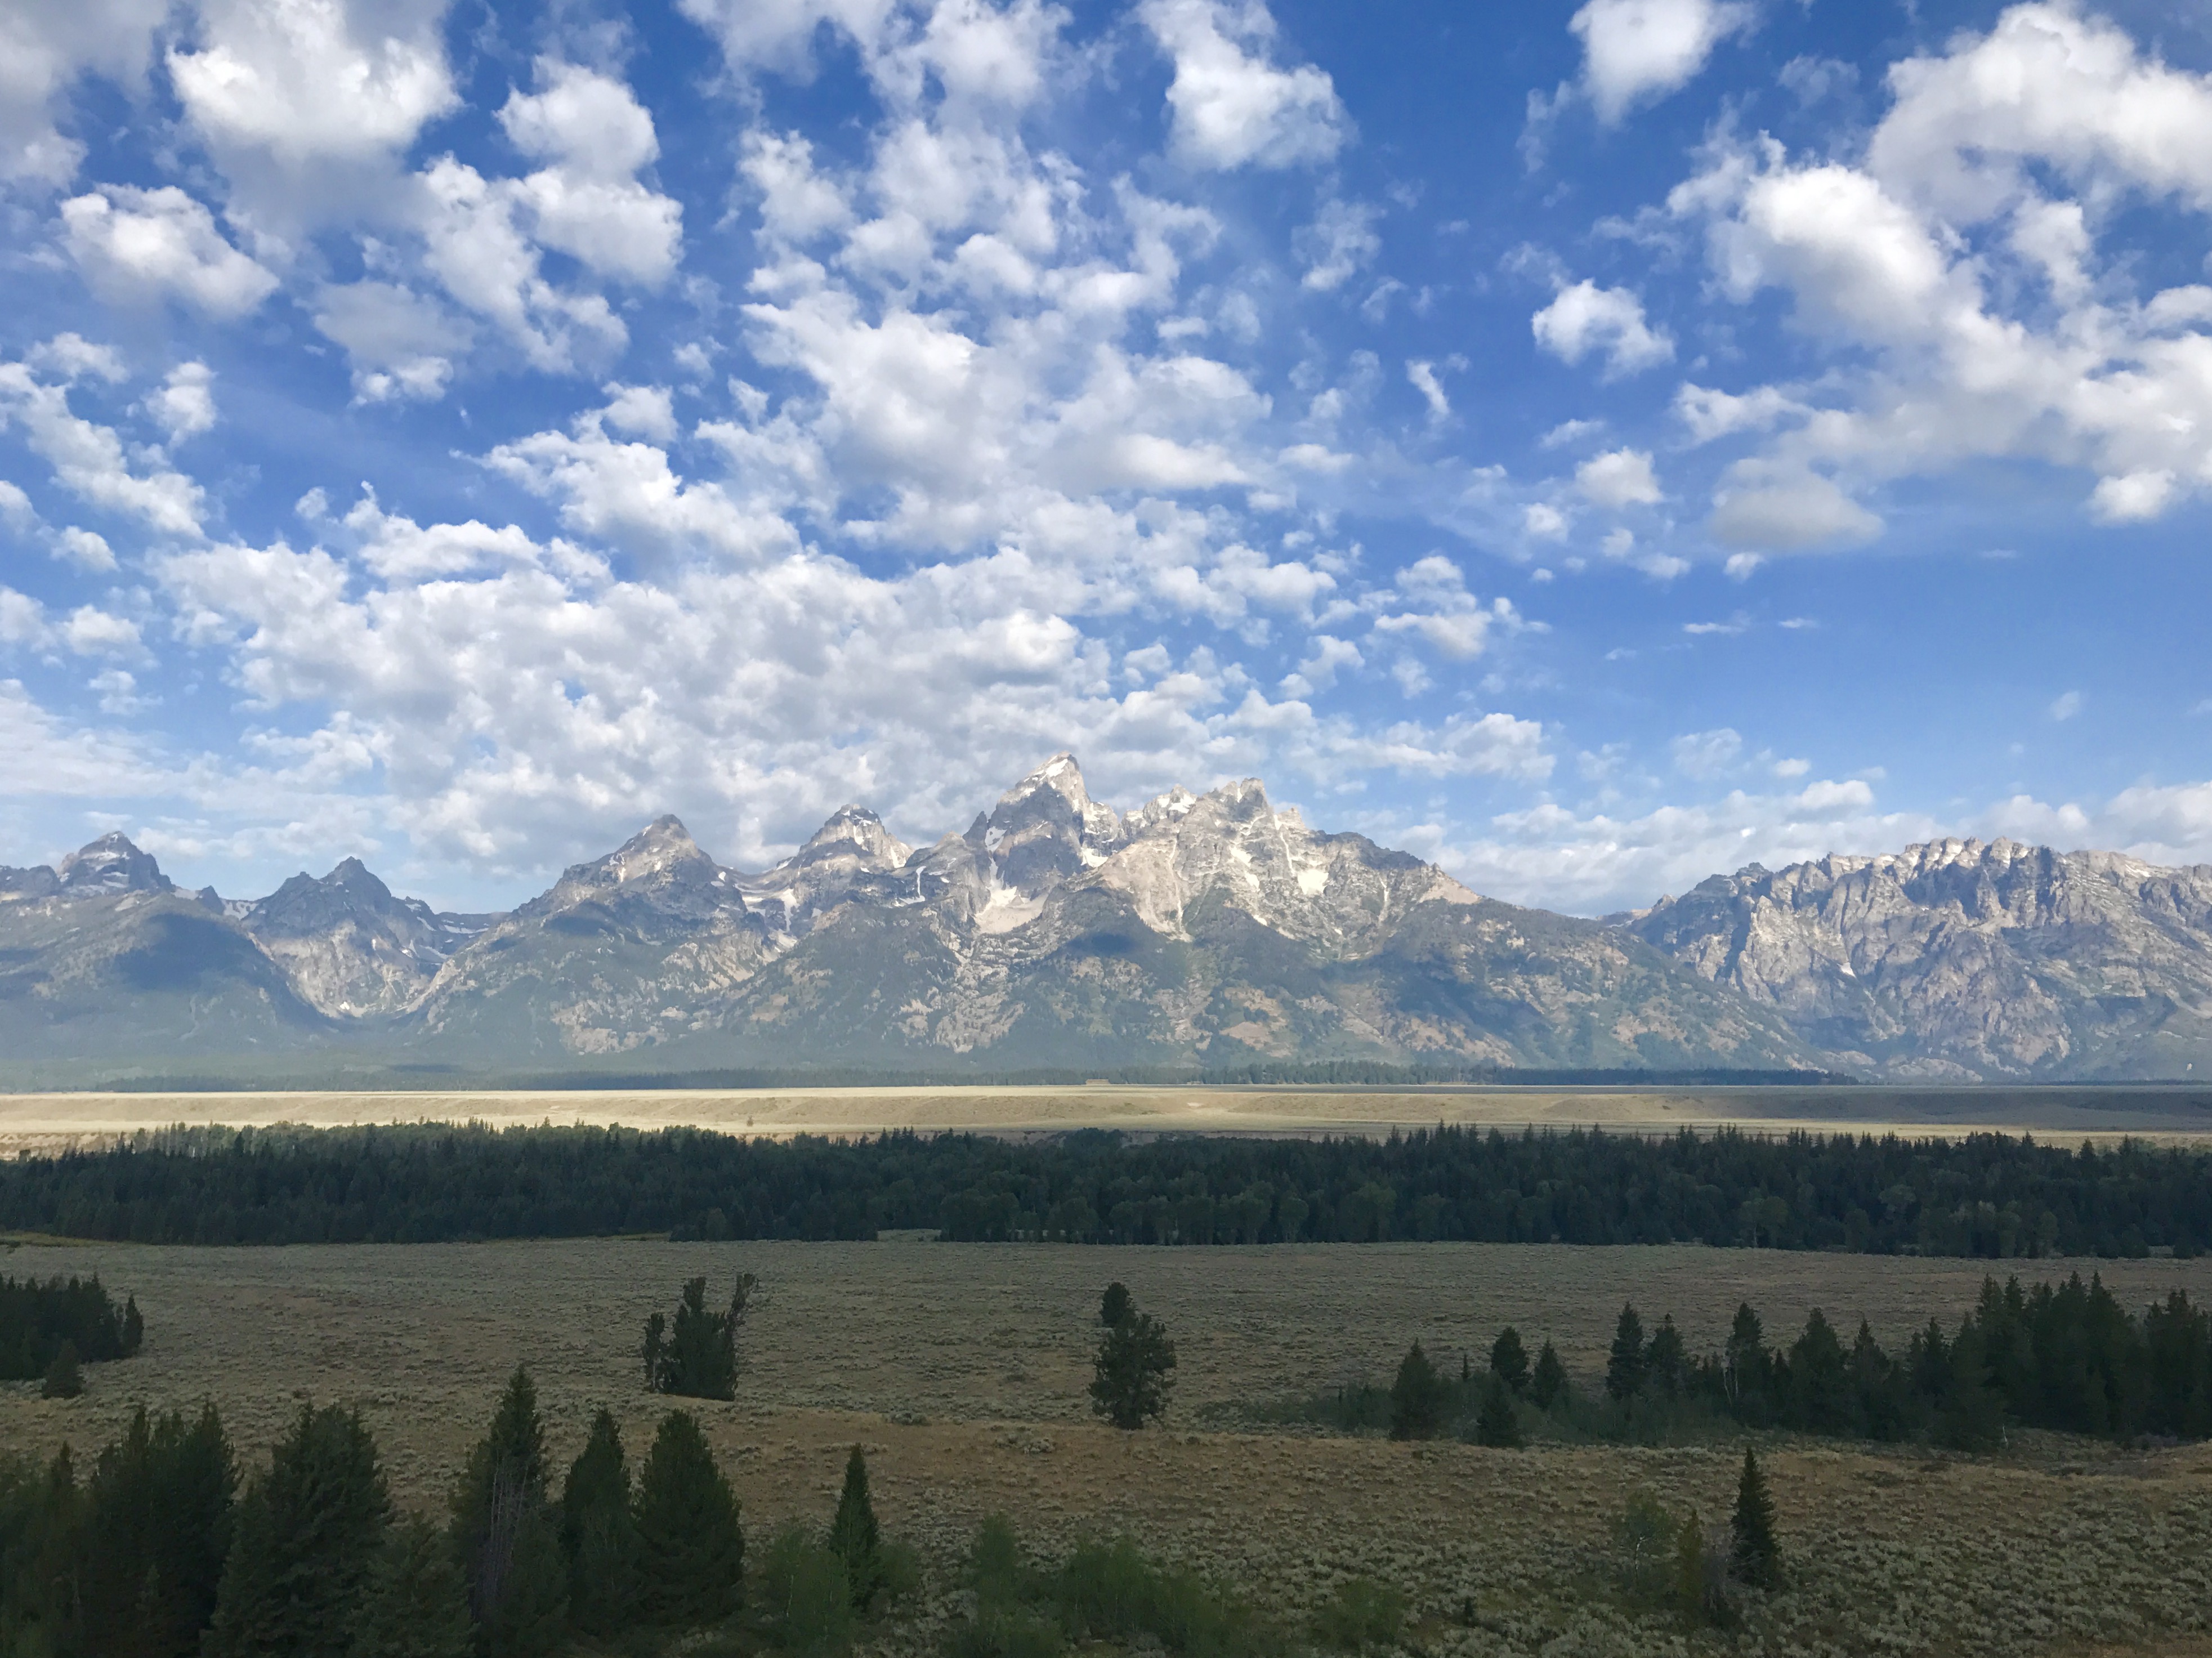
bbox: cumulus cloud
[0,355,204,537]
[498,60,683,287]
[1570,0,1754,124]
[1659,3,2212,544]
[1140,0,1347,170]
[1531,279,1673,377]
[0,0,167,186]
[312,281,471,403]
[61,186,279,317]
[1575,446,1662,509]
[146,363,218,444]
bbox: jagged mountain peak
[794,804,912,872]
[971,752,1125,897]
[59,831,170,896]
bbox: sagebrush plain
[10,1236,2212,1656]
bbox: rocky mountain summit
[1623,838,2212,1079]
[4,760,2208,1080]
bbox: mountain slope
[239,858,494,1018]
[1621,838,2212,1078]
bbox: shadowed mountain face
[5,765,2210,1079]
[1621,839,2212,1079]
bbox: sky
[1,0,2210,916]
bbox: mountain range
[2,753,2207,1083]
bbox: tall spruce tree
[828,1445,882,1610]
[559,1408,641,1638]
[1728,1448,1780,1590]
[1531,1340,1567,1409]
[80,1402,236,1658]
[1100,1282,1133,1328]
[1472,1373,1523,1447]
[450,1367,567,1656]
[634,1410,745,1628]
[348,1515,473,1658]
[1388,1341,1447,1441]
[1490,1326,1530,1395]
[203,1405,391,1658]
[1606,1304,1647,1404]
[1088,1295,1177,1430]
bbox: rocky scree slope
[1620,838,2212,1079]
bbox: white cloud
[1531,280,1673,377]
[0,589,50,647]
[1670,726,1741,777]
[499,61,683,287]
[146,363,218,444]
[55,526,116,571]
[1771,756,1809,777]
[1523,502,1568,539]
[1140,0,1347,171]
[1570,0,1754,125]
[62,604,148,662]
[1299,198,1379,292]
[60,187,279,317]
[0,0,168,186]
[1406,360,1449,422]
[2049,689,2083,721]
[312,280,471,403]
[1575,446,1661,508]
[0,357,204,537]
[1660,6,2212,539]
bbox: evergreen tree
[1938,1322,2007,1451]
[1387,1341,1447,1441]
[645,1275,756,1401]
[1530,1341,1567,1409]
[348,1514,473,1658]
[0,1445,84,1652]
[1100,1282,1133,1328]
[1606,1304,1647,1403]
[559,1408,640,1638]
[39,1340,81,1400]
[79,1402,236,1658]
[1088,1303,1177,1430]
[203,1405,391,1658]
[1728,1448,1780,1590]
[1472,1373,1522,1447]
[1489,1326,1530,1394]
[1673,1509,1708,1626]
[1788,1308,1852,1432]
[634,1410,745,1628]
[450,1367,567,1656]
[1645,1316,1686,1398]
[828,1445,882,1609]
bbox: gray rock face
[1623,837,2212,1078]
[738,806,914,937]
[238,857,494,1019]
[59,832,171,896]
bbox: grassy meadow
[8,1237,2212,1656]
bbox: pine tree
[828,1445,882,1610]
[1088,1305,1177,1429]
[1490,1326,1530,1394]
[1673,1509,1709,1626]
[1386,1341,1447,1440]
[634,1410,745,1628]
[1938,1321,2007,1451]
[80,1402,236,1658]
[560,1407,640,1638]
[1606,1303,1647,1404]
[203,1405,391,1658]
[1645,1316,1686,1398]
[450,1367,567,1654]
[347,1514,473,1658]
[1728,1447,1780,1590]
[1530,1340,1567,1409]
[646,1275,756,1400]
[1726,1302,1767,1412]
[1100,1281,1133,1328]
[40,1339,81,1399]
[1472,1373,1523,1447]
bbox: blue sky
[1,0,2209,915]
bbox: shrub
[1612,1486,1675,1606]
[1312,1576,1406,1652]
[759,1521,855,1656]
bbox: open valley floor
[9,1238,2212,1656]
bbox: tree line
[1352,1272,2212,1454]
[0,1368,914,1658]
[6,1122,2211,1259]
[0,1273,141,1391]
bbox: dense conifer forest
[0,1273,141,1380]
[5,1123,2210,1258]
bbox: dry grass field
[4,1081,2211,1158]
[8,1237,2212,1655]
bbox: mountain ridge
[3,760,2207,1082]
